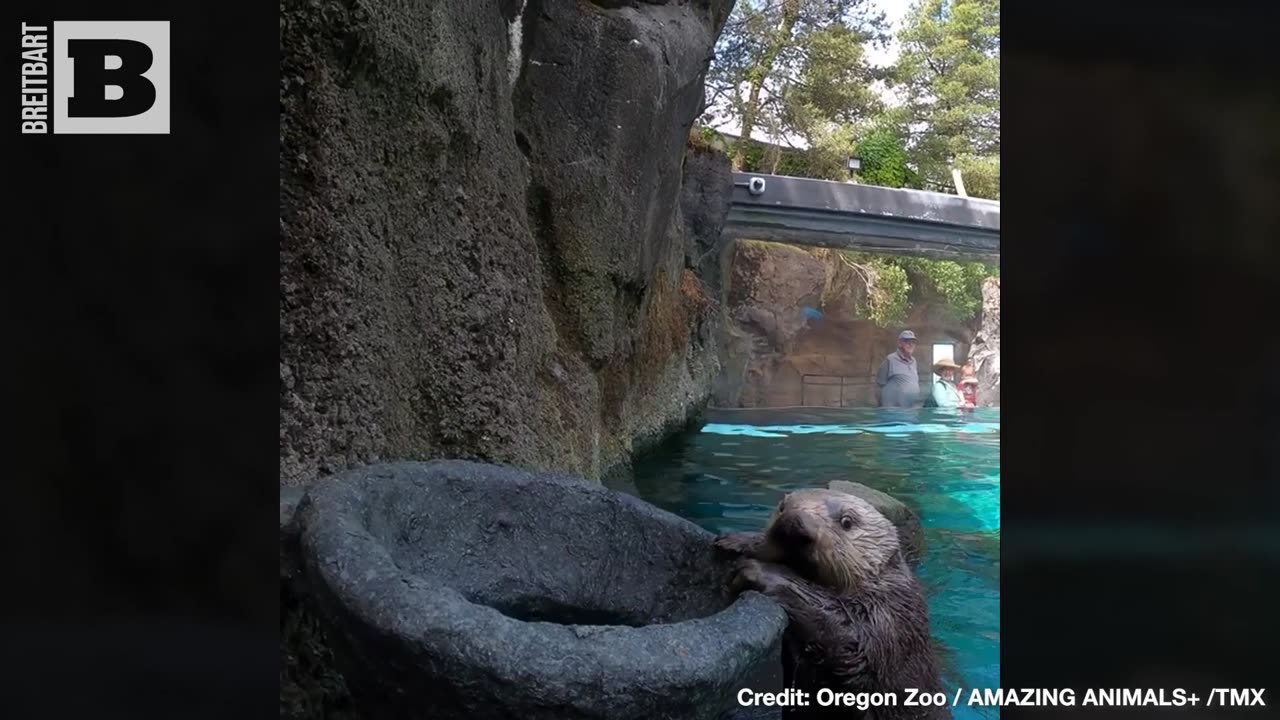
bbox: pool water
[609,406,999,720]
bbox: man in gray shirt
[876,330,921,408]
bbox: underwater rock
[295,460,788,720]
[828,480,925,567]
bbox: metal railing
[799,374,874,407]
[725,172,1000,261]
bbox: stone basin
[293,460,788,720]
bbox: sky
[865,0,914,67]
[712,0,915,148]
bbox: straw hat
[932,358,962,374]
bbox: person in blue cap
[875,330,921,407]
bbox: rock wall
[713,240,985,408]
[280,0,734,488]
[967,277,1000,407]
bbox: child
[959,364,978,408]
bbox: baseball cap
[898,330,917,341]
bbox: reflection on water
[609,406,999,720]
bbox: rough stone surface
[280,486,306,583]
[682,146,736,300]
[714,240,980,408]
[967,277,1000,407]
[280,0,734,487]
[294,460,788,720]
[828,480,924,567]
[282,486,357,720]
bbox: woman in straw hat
[931,357,965,408]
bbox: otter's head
[760,489,900,594]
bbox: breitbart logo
[20,21,170,134]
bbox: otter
[715,489,950,720]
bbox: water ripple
[620,407,1000,717]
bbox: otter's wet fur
[715,489,951,720]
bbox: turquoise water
[614,406,999,720]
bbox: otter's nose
[770,511,817,548]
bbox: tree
[802,123,858,180]
[703,0,889,170]
[888,0,1000,197]
[952,153,999,200]
[831,251,998,327]
[785,22,884,133]
[853,126,911,188]
[701,0,1000,197]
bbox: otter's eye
[840,515,855,531]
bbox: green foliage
[725,135,818,177]
[804,123,860,180]
[699,125,718,146]
[737,142,768,172]
[898,256,996,322]
[786,22,885,131]
[854,127,910,188]
[832,251,995,327]
[688,125,710,152]
[952,153,999,200]
[835,251,912,327]
[701,0,1000,200]
[704,0,889,169]
[903,162,924,190]
[774,151,814,177]
[889,0,1000,197]
[864,257,912,326]
[721,120,921,188]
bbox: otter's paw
[730,558,789,596]
[729,558,765,594]
[713,532,761,556]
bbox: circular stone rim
[296,460,789,692]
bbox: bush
[831,251,996,327]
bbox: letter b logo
[53,21,169,134]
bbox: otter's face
[762,489,899,593]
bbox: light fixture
[847,157,861,172]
